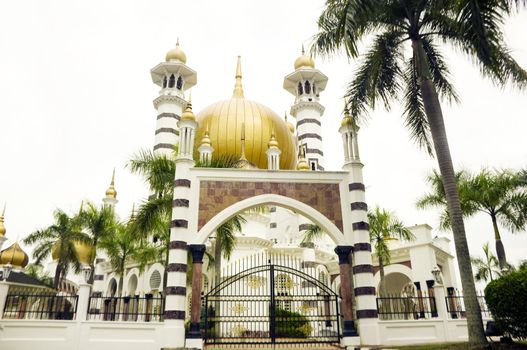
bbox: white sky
[1,1,526,279]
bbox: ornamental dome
[165,39,187,64]
[105,170,117,199]
[0,242,29,268]
[294,45,315,70]
[195,57,296,170]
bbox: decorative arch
[195,194,346,245]
[373,264,413,294]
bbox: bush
[485,268,527,339]
[274,308,312,338]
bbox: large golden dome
[51,241,93,265]
[195,57,296,170]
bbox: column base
[343,320,359,337]
[186,322,201,339]
[341,335,361,349]
[185,337,203,349]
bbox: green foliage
[485,268,527,339]
[301,223,324,244]
[195,154,239,168]
[470,242,500,282]
[25,263,53,287]
[274,308,312,338]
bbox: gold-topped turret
[200,124,211,147]
[181,93,196,121]
[165,38,187,64]
[294,44,315,70]
[340,98,357,129]
[233,56,244,98]
[105,169,117,199]
[268,128,279,149]
[0,242,29,268]
[296,144,310,171]
[0,204,6,237]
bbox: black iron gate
[203,261,341,346]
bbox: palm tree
[78,201,117,283]
[312,1,526,345]
[300,223,324,246]
[367,207,414,296]
[212,214,246,286]
[98,221,159,296]
[463,169,527,269]
[24,209,90,289]
[471,242,500,282]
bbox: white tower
[151,40,197,156]
[283,46,328,171]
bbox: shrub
[485,267,527,339]
[274,308,312,338]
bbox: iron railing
[2,292,78,320]
[87,294,165,322]
[445,290,490,319]
[376,291,438,320]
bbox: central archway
[193,193,347,245]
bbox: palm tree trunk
[491,214,507,269]
[88,238,98,285]
[379,256,387,296]
[413,39,488,348]
[53,263,62,290]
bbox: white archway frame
[194,194,347,245]
[373,263,414,291]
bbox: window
[305,81,311,94]
[176,76,183,89]
[162,76,167,88]
[168,74,175,88]
[312,83,316,94]
[309,159,318,171]
[297,82,303,95]
[149,270,162,290]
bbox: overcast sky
[1,1,526,277]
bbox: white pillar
[76,283,91,321]
[0,281,9,319]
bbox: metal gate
[203,258,341,346]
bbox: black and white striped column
[152,95,186,156]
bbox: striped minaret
[150,40,197,156]
[163,96,198,349]
[340,103,380,344]
[283,45,328,171]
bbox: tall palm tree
[471,242,500,282]
[368,207,414,296]
[464,169,527,269]
[312,1,526,346]
[24,209,90,290]
[78,201,117,283]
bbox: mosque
[0,42,468,349]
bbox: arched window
[168,74,175,88]
[305,81,311,94]
[162,76,167,88]
[297,82,303,95]
[312,83,316,94]
[176,76,183,89]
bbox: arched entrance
[202,253,341,346]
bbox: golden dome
[195,57,297,170]
[0,204,6,236]
[181,94,196,121]
[0,242,29,268]
[294,45,315,70]
[51,241,93,265]
[165,39,187,64]
[105,169,117,199]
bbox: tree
[78,201,117,283]
[367,206,414,296]
[24,209,90,290]
[463,169,527,269]
[471,242,500,282]
[312,0,527,346]
[25,263,54,287]
[212,214,246,287]
[301,223,324,245]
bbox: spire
[296,143,310,171]
[0,203,6,236]
[301,44,305,56]
[233,56,244,98]
[240,122,247,160]
[181,92,196,121]
[105,169,117,199]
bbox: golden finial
[0,203,6,236]
[105,169,117,199]
[240,122,247,160]
[181,92,196,121]
[233,55,244,98]
[200,123,211,146]
[284,111,295,133]
[301,44,305,56]
[296,144,310,171]
[294,44,315,70]
[268,127,279,149]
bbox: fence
[376,291,437,320]
[445,290,490,319]
[87,294,165,322]
[2,292,78,320]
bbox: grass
[394,341,527,350]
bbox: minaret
[283,45,328,171]
[0,204,8,251]
[198,124,214,165]
[151,40,197,156]
[339,99,360,165]
[177,94,198,160]
[102,169,118,207]
[266,129,281,170]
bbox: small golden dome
[0,204,6,237]
[200,128,211,147]
[105,169,117,199]
[341,99,355,128]
[297,144,310,171]
[181,95,196,121]
[165,39,187,64]
[294,45,315,70]
[0,242,29,268]
[268,130,279,149]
